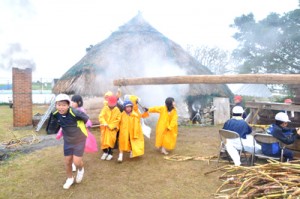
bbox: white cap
[232,106,244,114]
[275,112,290,122]
[55,94,71,104]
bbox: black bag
[46,113,60,134]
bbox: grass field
[0,105,224,199]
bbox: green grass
[0,105,48,141]
[31,82,52,90]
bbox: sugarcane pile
[164,154,218,163]
[205,160,300,198]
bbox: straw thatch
[52,13,232,97]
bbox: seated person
[262,112,300,161]
[223,106,261,166]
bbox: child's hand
[86,120,92,128]
[56,130,63,140]
[108,125,118,131]
[296,128,300,135]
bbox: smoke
[94,36,190,118]
[0,43,36,71]
[0,1,36,72]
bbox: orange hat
[284,98,292,103]
[107,95,118,107]
[234,95,242,101]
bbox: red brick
[12,68,33,127]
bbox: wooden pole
[113,74,300,86]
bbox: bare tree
[186,45,234,74]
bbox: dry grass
[0,105,225,199]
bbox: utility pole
[41,78,43,93]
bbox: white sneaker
[72,163,76,172]
[63,177,74,189]
[106,154,113,160]
[117,153,123,162]
[101,153,108,160]
[76,168,84,183]
[129,151,133,158]
[161,147,169,155]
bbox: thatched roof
[53,13,232,98]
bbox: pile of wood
[205,160,300,198]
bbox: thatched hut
[53,13,232,124]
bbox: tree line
[187,2,300,94]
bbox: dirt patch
[0,125,225,199]
[0,134,63,159]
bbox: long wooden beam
[113,74,300,86]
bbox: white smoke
[105,38,189,117]
[0,43,36,71]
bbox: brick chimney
[12,67,32,128]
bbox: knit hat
[107,95,118,107]
[123,100,133,107]
[71,95,83,107]
[284,98,292,103]
[234,95,242,102]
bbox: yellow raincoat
[119,111,144,157]
[129,95,148,119]
[103,91,113,106]
[148,106,178,150]
[98,106,121,149]
[103,90,121,106]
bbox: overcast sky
[0,0,298,83]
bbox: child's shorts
[64,139,86,157]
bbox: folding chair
[218,129,250,165]
[251,133,285,165]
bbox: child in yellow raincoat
[103,91,113,106]
[118,100,144,162]
[126,94,149,118]
[144,97,178,155]
[99,95,121,160]
[103,89,121,106]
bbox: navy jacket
[223,117,252,139]
[52,107,89,144]
[262,124,298,156]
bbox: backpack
[46,112,60,135]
